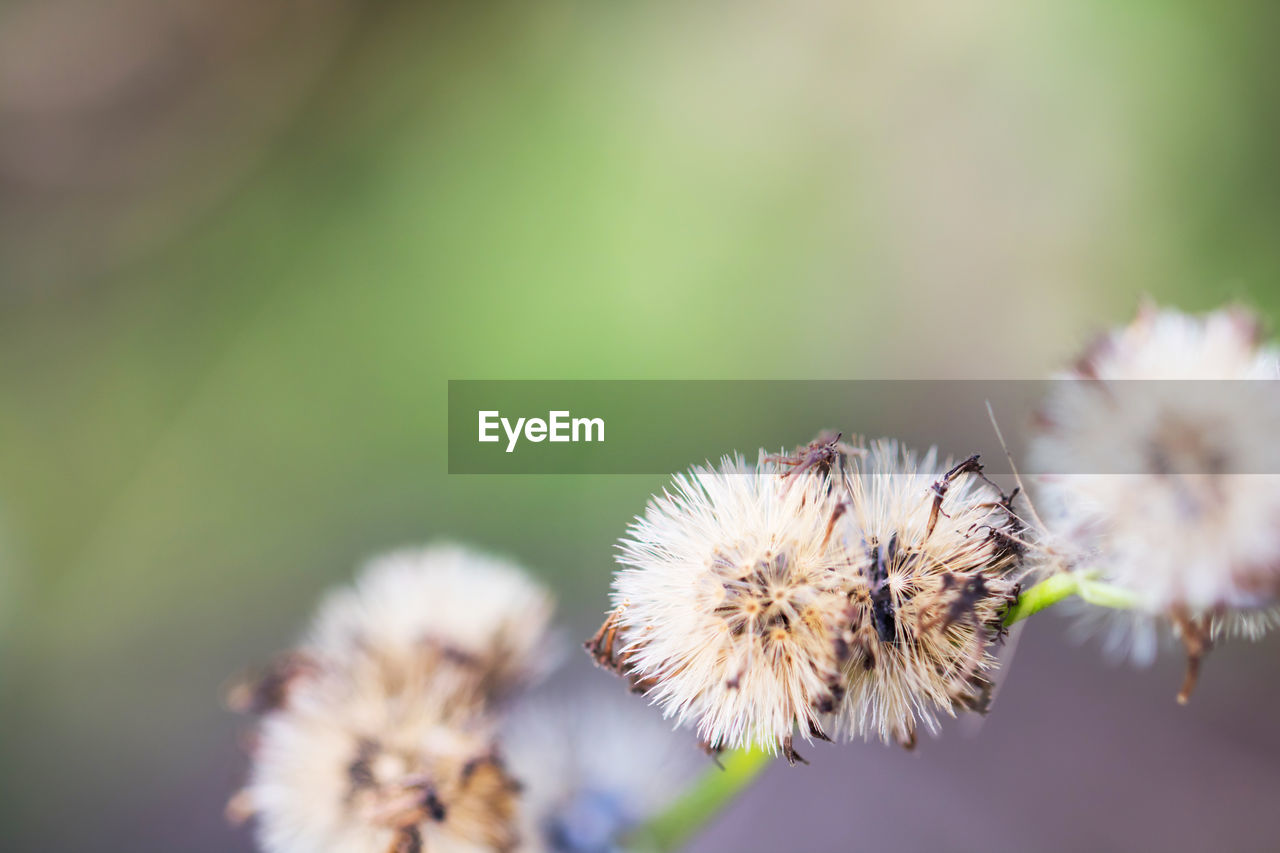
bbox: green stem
[1076,575,1141,611]
[1002,572,1080,625]
[1004,571,1140,626]
[629,748,773,852]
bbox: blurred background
[2,1,1278,850]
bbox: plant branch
[629,747,773,852]
[1004,571,1139,627]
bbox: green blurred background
[2,1,1279,850]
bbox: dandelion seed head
[1032,305,1280,631]
[611,453,853,753]
[232,544,553,852]
[247,651,520,853]
[308,544,556,703]
[831,440,1023,746]
[602,441,1024,754]
[1069,302,1277,380]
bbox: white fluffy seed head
[602,442,1025,753]
[247,651,521,853]
[611,452,854,753]
[830,440,1024,746]
[502,685,703,853]
[308,544,557,704]
[233,544,555,853]
[1031,305,1280,649]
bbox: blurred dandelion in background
[305,545,559,704]
[229,544,553,853]
[1030,304,1280,700]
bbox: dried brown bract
[766,430,864,485]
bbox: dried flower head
[246,652,522,853]
[307,544,557,705]
[1030,303,1280,699]
[830,440,1024,748]
[229,544,555,853]
[502,684,703,853]
[590,440,1025,760]
[592,452,854,760]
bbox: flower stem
[1003,571,1140,626]
[1076,575,1141,611]
[629,748,774,852]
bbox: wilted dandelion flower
[590,440,1025,760]
[229,544,555,853]
[1030,303,1280,699]
[591,452,854,761]
[830,440,1024,748]
[502,684,703,853]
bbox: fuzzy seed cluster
[1030,304,1280,698]
[229,545,555,853]
[591,438,1025,759]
